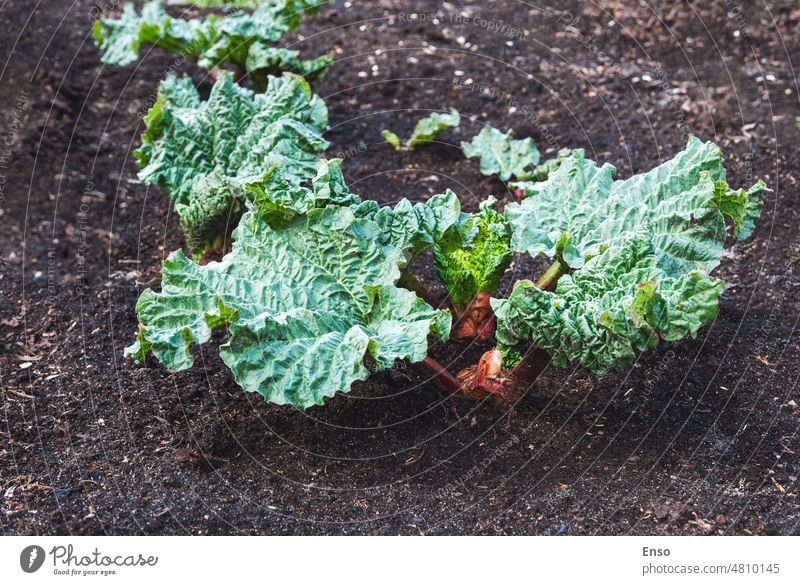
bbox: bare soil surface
[1,0,799,535]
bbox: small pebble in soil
[52,487,72,499]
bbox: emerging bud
[456,349,522,404]
[451,292,496,343]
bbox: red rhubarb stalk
[450,292,495,343]
[423,356,463,395]
[444,260,568,400]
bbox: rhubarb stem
[234,65,248,83]
[501,261,563,383]
[534,259,567,291]
[423,356,463,395]
[398,271,451,313]
[509,346,551,382]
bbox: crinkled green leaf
[244,158,360,226]
[246,170,459,257]
[493,235,725,372]
[125,207,451,409]
[433,197,513,313]
[461,126,540,181]
[137,71,329,253]
[94,1,328,84]
[311,158,353,204]
[351,190,462,263]
[407,108,460,148]
[506,136,766,270]
[711,180,763,240]
[245,43,332,89]
[495,137,766,371]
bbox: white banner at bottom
[0,536,796,584]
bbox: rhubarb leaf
[351,190,461,263]
[125,207,451,409]
[245,43,332,88]
[461,126,540,181]
[245,158,360,226]
[506,137,766,270]
[136,71,329,254]
[407,108,460,148]
[495,137,766,371]
[433,197,513,313]
[493,235,725,372]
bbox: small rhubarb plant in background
[381,108,461,151]
[461,125,567,196]
[461,126,540,181]
[94,1,332,88]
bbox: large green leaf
[493,235,724,372]
[506,137,766,270]
[461,126,540,181]
[433,197,513,313]
[125,207,451,409]
[94,1,330,86]
[495,137,766,371]
[137,71,330,253]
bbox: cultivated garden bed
[1,0,798,535]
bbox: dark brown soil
[1,0,799,535]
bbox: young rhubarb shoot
[381,109,461,150]
[381,130,402,151]
[433,197,512,342]
[455,349,525,404]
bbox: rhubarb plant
[493,137,766,375]
[94,1,332,88]
[461,126,540,181]
[128,119,765,406]
[126,206,452,408]
[137,71,333,255]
